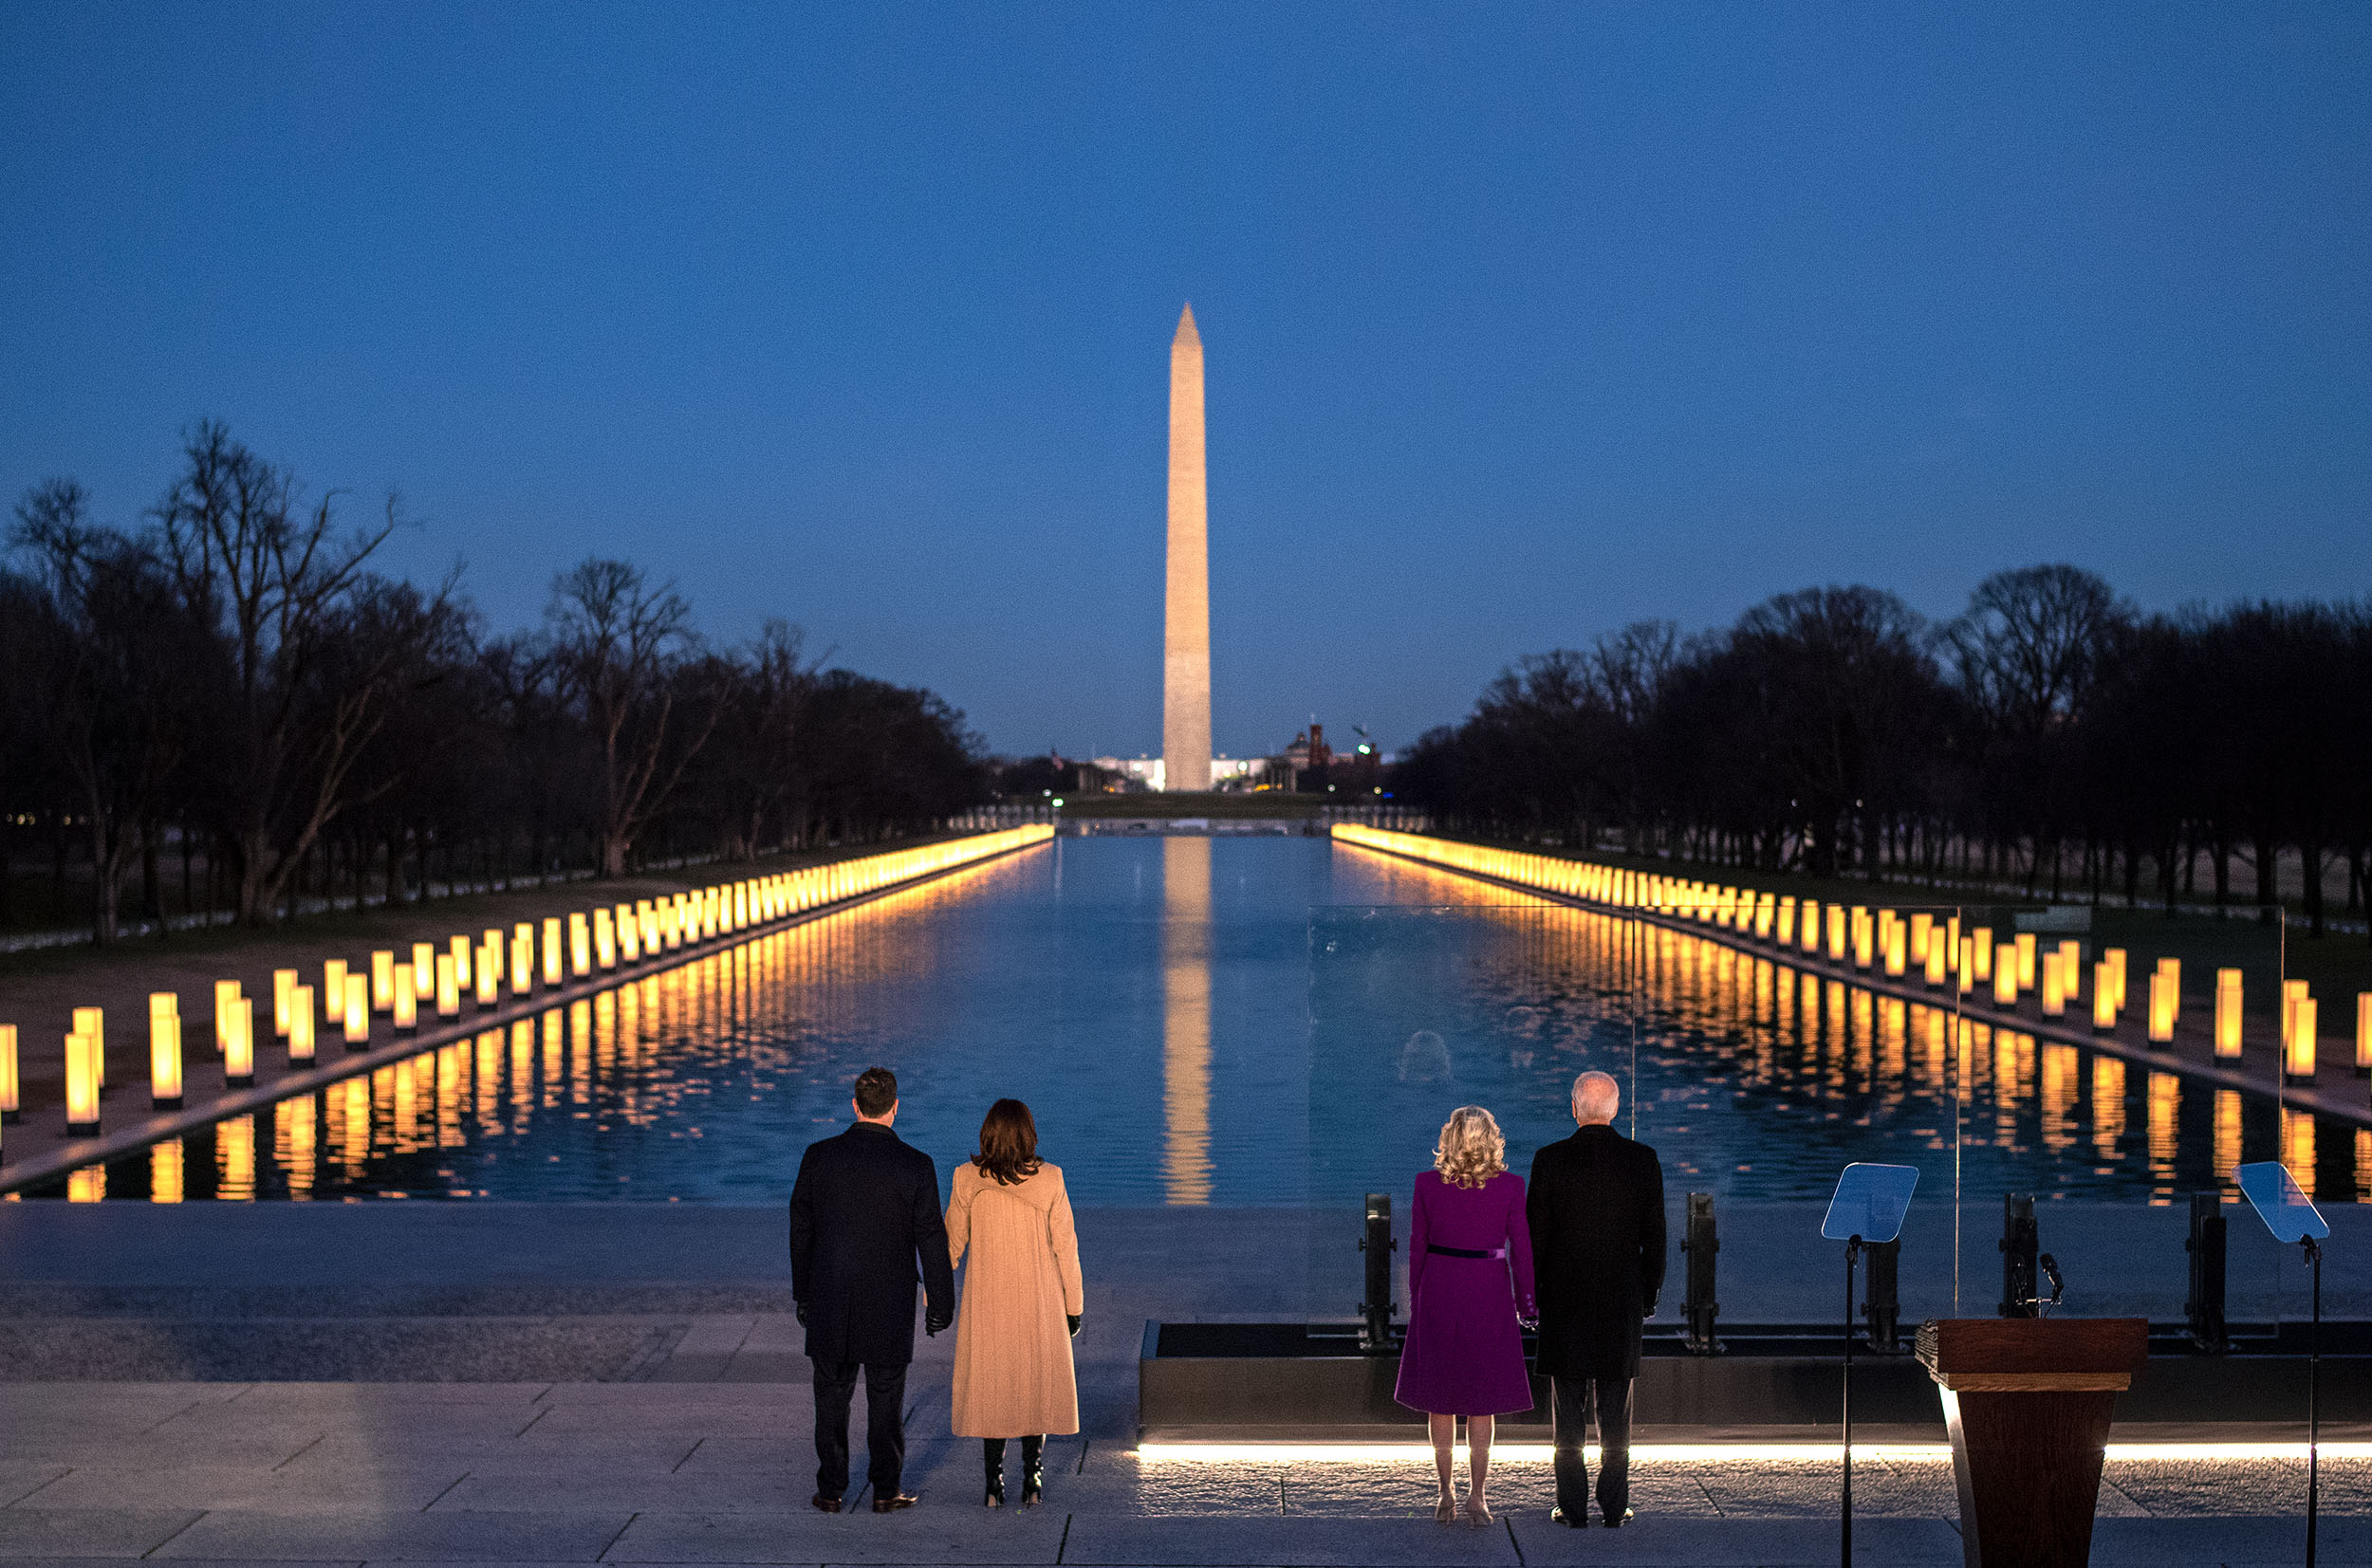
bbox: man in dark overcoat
[789,1065,956,1513]
[1526,1069,1666,1529]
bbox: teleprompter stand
[2236,1161,2330,1568]
[1820,1162,1918,1568]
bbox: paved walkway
[0,1379,2362,1566]
[0,1202,2362,1564]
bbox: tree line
[3,422,990,943]
[1393,566,2372,939]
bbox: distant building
[1090,755,1259,793]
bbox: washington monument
[1164,304,1212,791]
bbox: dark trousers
[813,1358,908,1500]
[1551,1374,1632,1521]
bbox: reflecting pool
[36,837,2372,1204]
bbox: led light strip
[1137,1441,2372,1465]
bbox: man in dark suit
[789,1065,956,1513]
[1526,1069,1666,1530]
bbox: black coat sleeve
[788,1145,817,1303]
[915,1156,955,1321]
[1638,1148,1667,1314]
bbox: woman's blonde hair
[1434,1105,1507,1190]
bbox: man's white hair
[1572,1070,1621,1124]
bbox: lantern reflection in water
[2092,1058,2125,1169]
[217,1115,256,1200]
[276,1094,316,1198]
[2147,1072,2180,1202]
[151,1138,183,1203]
[2286,1106,2317,1196]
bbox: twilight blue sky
[3,4,2366,760]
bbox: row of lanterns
[1332,825,2372,1085]
[5,825,1054,1143]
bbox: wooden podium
[1917,1318,2148,1568]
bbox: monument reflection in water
[36,837,2372,1206]
[1162,837,1214,1205]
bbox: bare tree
[546,558,722,875]
[11,481,196,940]
[153,420,442,924]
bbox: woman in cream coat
[947,1098,1084,1507]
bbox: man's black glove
[794,1301,808,1327]
[926,1307,953,1337]
[1066,1314,1082,1337]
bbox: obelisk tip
[1175,303,1200,347]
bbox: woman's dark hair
[972,1098,1043,1186]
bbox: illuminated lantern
[1993,945,2019,1009]
[273,969,297,1037]
[475,944,500,1008]
[1909,913,1933,968]
[151,992,182,1109]
[594,908,617,969]
[1802,900,1822,953]
[2357,992,2372,1076]
[392,965,417,1031]
[663,898,683,950]
[451,935,473,992]
[2040,952,2065,1017]
[2282,979,2308,1056]
[65,1029,99,1133]
[372,950,396,1013]
[344,975,370,1048]
[2058,941,2083,1001]
[510,926,533,995]
[2015,933,2038,991]
[1776,897,1797,947]
[1884,918,1907,979]
[225,997,254,1086]
[2157,959,2181,1024]
[435,953,460,1019]
[290,986,316,1062]
[616,904,639,963]
[211,982,241,1055]
[1924,932,1947,987]
[0,1024,18,1122]
[2287,997,2318,1083]
[568,913,591,977]
[1944,916,1962,974]
[2093,963,2117,1032]
[2148,972,2176,1044]
[67,1008,113,1103]
[639,901,659,954]
[2214,970,2244,1059]
[1827,906,1847,962]
[734,882,750,930]
[1972,930,1993,983]
[483,929,507,987]
[2105,949,2127,1010]
[412,943,436,1000]
[542,918,564,986]
[324,960,348,1024]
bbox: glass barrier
[1314,834,2347,1338]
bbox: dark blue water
[43,837,2365,1205]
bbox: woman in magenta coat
[1395,1104,1537,1527]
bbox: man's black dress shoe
[872,1492,919,1513]
[810,1494,842,1513]
[1548,1506,1585,1528]
[1603,1506,1635,1528]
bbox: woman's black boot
[983,1438,1006,1508]
[1019,1434,1045,1507]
